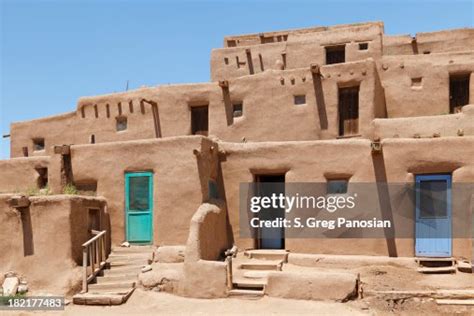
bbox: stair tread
[229,289,264,295]
[240,259,283,265]
[416,257,455,262]
[73,289,134,305]
[436,299,474,306]
[417,266,456,273]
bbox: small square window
[294,95,306,105]
[359,43,368,50]
[325,45,345,64]
[233,103,243,118]
[411,77,422,88]
[327,179,348,194]
[33,138,45,151]
[116,116,127,131]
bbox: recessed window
[227,40,237,47]
[423,51,431,54]
[327,179,348,194]
[191,105,209,136]
[233,103,243,118]
[33,138,45,151]
[116,116,127,131]
[411,77,423,88]
[358,43,368,50]
[294,95,306,105]
[325,45,345,65]
[224,57,229,65]
[35,167,48,189]
[90,134,96,144]
[450,74,470,113]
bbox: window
[294,95,306,105]
[338,86,359,136]
[35,167,48,189]
[33,138,45,151]
[22,147,29,157]
[325,45,345,64]
[233,103,243,118]
[449,74,470,113]
[411,77,423,88]
[90,134,96,144]
[327,179,348,194]
[227,40,237,47]
[116,116,127,131]
[191,105,209,136]
[358,43,368,50]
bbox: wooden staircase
[73,245,152,305]
[228,249,288,299]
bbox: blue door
[125,172,153,244]
[415,174,452,257]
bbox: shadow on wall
[372,153,398,257]
[19,206,34,256]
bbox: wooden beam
[8,195,30,208]
[53,145,70,155]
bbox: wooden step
[103,265,142,276]
[417,266,456,274]
[108,253,150,260]
[73,288,134,305]
[242,271,270,279]
[96,275,137,284]
[107,259,148,267]
[88,281,135,291]
[228,289,264,299]
[244,250,289,262]
[96,273,138,283]
[112,246,153,254]
[239,260,283,271]
[416,257,456,266]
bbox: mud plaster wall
[180,200,230,298]
[10,112,76,157]
[68,136,217,246]
[220,137,474,258]
[10,60,385,155]
[383,29,474,56]
[0,157,50,193]
[372,104,474,139]
[0,195,106,295]
[211,23,383,81]
[378,52,474,118]
[213,60,384,142]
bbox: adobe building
[0,21,473,304]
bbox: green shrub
[63,183,78,195]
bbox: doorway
[254,174,285,249]
[125,172,153,244]
[449,74,470,113]
[415,174,452,257]
[338,86,359,136]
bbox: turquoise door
[125,172,153,244]
[415,174,452,257]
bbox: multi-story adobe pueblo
[1,21,473,304]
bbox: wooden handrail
[81,230,107,293]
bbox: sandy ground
[11,290,367,316]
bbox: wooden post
[82,247,88,293]
[226,256,233,290]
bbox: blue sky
[0,0,473,158]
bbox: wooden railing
[81,230,107,293]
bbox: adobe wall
[66,136,219,246]
[10,112,76,157]
[220,137,474,258]
[372,104,474,139]
[378,52,474,117]
[0,156,50,193]
[180,200,230,298]
[383,28,474,56]
[212,23,383,81]
[0,195,107,295]
[212,59,385,142]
